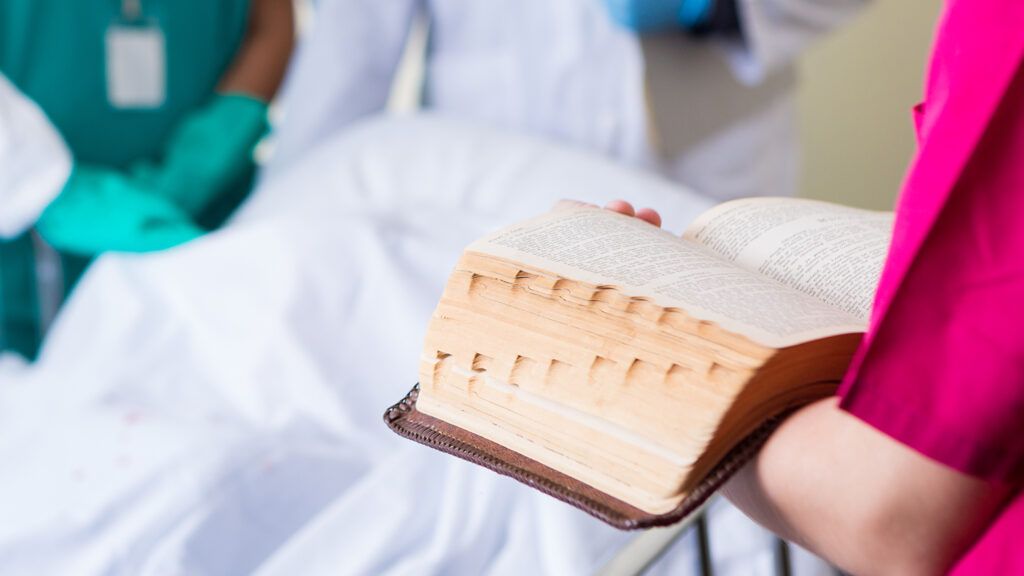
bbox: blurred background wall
[797,0,943,209]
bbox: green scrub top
[0,0,249,359]
[0,0,250,167]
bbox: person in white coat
[268,0,867,202]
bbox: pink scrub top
[837,0,1024,573]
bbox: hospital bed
[0,116,827,575]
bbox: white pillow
[243,114,714,235]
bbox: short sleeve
[0,73,70,238]
[838,63,1024,484]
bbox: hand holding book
[387,197,893,527]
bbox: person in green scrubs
[0,0,294,359]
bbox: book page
[469,208,865,348]
[684,198,892,321]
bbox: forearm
[218,0,296,101]
[723,398,1009,575]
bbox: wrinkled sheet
[0,116,814,575]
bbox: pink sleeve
[838,64,1024,484]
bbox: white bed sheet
[0,116,815,575]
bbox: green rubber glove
[133,93,270,218]
[36,165,204,256]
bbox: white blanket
[0,116,811,575]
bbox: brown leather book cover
[384,384,785,530]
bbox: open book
[386,198,892,528]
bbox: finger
[635,207,662,227]
[604,199,635,217]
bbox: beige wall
[796,0,943,209]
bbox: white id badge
[105,24,166,109]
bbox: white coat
[0,73,69,239]
[269,0,868,201]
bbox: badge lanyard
[105,0,166,109]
